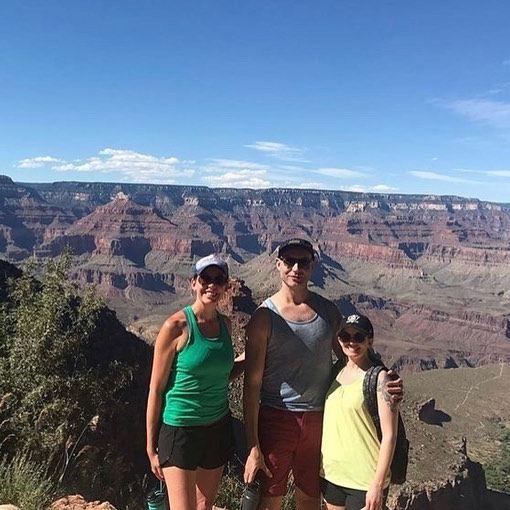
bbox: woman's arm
[365,370,399,510]
[145,313,186,480]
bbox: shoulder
[160,309,188,339]
[246,305,272,339]
[311,292,341,325]
[375,368,390,389]
[251,303,272,322]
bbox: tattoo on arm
[377,373,398,412]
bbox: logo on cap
[346,314,361,324]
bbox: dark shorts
[258,406,323,498]
[320,477,389,510]
[158,413,233,470]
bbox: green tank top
[320,369,390,491]
[162,306,234,426]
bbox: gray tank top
[260,293,334,411]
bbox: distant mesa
[1,177,510,369]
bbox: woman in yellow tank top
[320,314,399,510]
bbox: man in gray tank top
[243,238,403,510]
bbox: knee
[196,496,215,510]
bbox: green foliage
[0,451,58,510]
[485,423,510,493]
[0,251,138,500]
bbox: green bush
[0,451,57,510]
[0,252,149,507]
[485,424,510,493]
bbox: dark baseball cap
[192,254,229,277]
[276,238,317,259]
[342,313,374,338]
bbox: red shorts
[258,405,323,498]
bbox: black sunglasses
[339,331,367,343]
[279,256,313,269]
[198,273,228,286]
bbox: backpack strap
[363,365,386,441]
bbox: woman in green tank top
[320,314,399,510]
[146,254,245,510]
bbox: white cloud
[204,159,269,172]
[445,98,510,127]
[17,156,63,168]
[487,170,510,177]
[17,148,190,183]
[314,167,366,179]
[245,141,308,162]
[409,170,478,184]
[371,184,398,192]
[343,184,367,192]
[295,182,326,189]
[202,159,272,188]
[204,169,271,188]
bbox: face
[276,247,315,288]
[191,266,228,304]
[338,325,373,360]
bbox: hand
[385,369,404,404]
[365,483,384,510]
[244,445,272,484]
[147,450,164,481]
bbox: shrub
[485,424,510,493]
[0,252,150,507]
[0,451,57,510]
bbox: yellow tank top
[320,370,390,490]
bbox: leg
[293,411,323,508]
[258,407,298,503]
[295,486,320,510]
[320,479,348,510]
[324,503,345,510]
[195,465,225,510]
[162,466,197,510]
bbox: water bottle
[241,479,261,510]
[147,480,169,510]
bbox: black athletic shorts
[158,413,234,470]
[320,477,389,510]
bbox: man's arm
[243,307,272,483]
[385,370,404,403]
[328,300,344,361]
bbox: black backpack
[362,365,409,484]
[330,358,409,485]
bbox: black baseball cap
[342,313,374,338]
[276,238,317,259]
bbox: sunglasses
[339,331,367,343]
[198,273,228,286]
[279,256,313,269]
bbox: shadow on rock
[418,398,451,427]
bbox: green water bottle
[147,480,169,510]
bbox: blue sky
[1,1,510,202]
